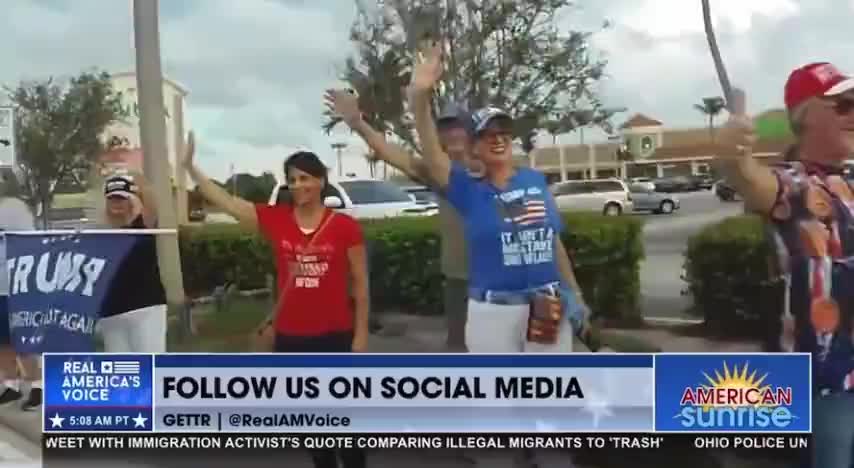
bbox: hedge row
[683,215,784,344]
[179,212,645,323]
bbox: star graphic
[580,389,614,429]
[49,413,65,428]
[132,413,148,428]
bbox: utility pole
[229,163,237,195]
[132,0,191,339]
[331,142,347,177]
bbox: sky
[1,0,851,181]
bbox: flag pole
[132,0,192,340]
[701,0,734,110]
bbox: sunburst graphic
[698,361,771,411]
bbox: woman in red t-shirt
[183,133,369,468]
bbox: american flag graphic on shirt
[504,198,547,226]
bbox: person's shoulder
[127,215,146,229]
[331,212,360,229]
[449,160,481,179]
[257,202,293,217]
[770,161,803,175]
[330,212,363,244]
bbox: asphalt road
[634,190,745,321]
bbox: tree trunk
[708,115,714,142]
[38,182,51,230]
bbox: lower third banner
[5,232,141,354]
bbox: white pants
[97,305,167,353]
[466,299,573,353]
[465,299,575,468]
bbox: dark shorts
[272,330,366,468]
[0,296,8,345]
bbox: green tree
[6,70,125,227]
[223,172,278,204]
[694,96,726,141]
[327,0,611,154]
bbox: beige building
[89,71,190,224]
[529,112,794,183]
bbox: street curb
[0,407,41,445]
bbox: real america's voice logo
[674,362,796,430]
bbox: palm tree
[694,97,726,141]
[544,119,563,145]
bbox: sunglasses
[821,96,854,115]
[478,130,512,141]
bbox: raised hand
[409,42,443,94]
[324,89,362,127]
[718,88,757,159]
[127,170,149,191]
[183,131,196,169]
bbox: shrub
[683,215,784,342]
[179,212,644,323]
[562,212,645,324]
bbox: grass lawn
[53,192,91,209]
[598,331,661,352]
[168,296,270,352]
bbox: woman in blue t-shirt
[408,45,590,355]
[409,46,589,468]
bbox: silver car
[629,183,679,215]
[551,179,633,216]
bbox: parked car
[551,178,633,216]
[692,174,715,190]
[401,185,440,210]
[48,207,90,230]
[267,178,436,219]
[653,176,702,193]
[629,183,679,215]
[629,177,654,184]
[629,180,656,192]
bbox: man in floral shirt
[719,63,854,468]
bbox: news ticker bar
[44,353,813,433]
[43,433,811,453]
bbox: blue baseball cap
[471,107,513,135]
[436,102,472,133]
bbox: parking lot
[633,190,744,320]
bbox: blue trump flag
[4,232,141,354]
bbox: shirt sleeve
[338,215,364,250]
[128,215,146,229]
[444,161,476,216]
[254,204,289,240]
[768,164,799,221]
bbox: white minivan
[267,177,435,219]
[550,178,634,216]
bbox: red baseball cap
[784,62,854,110]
